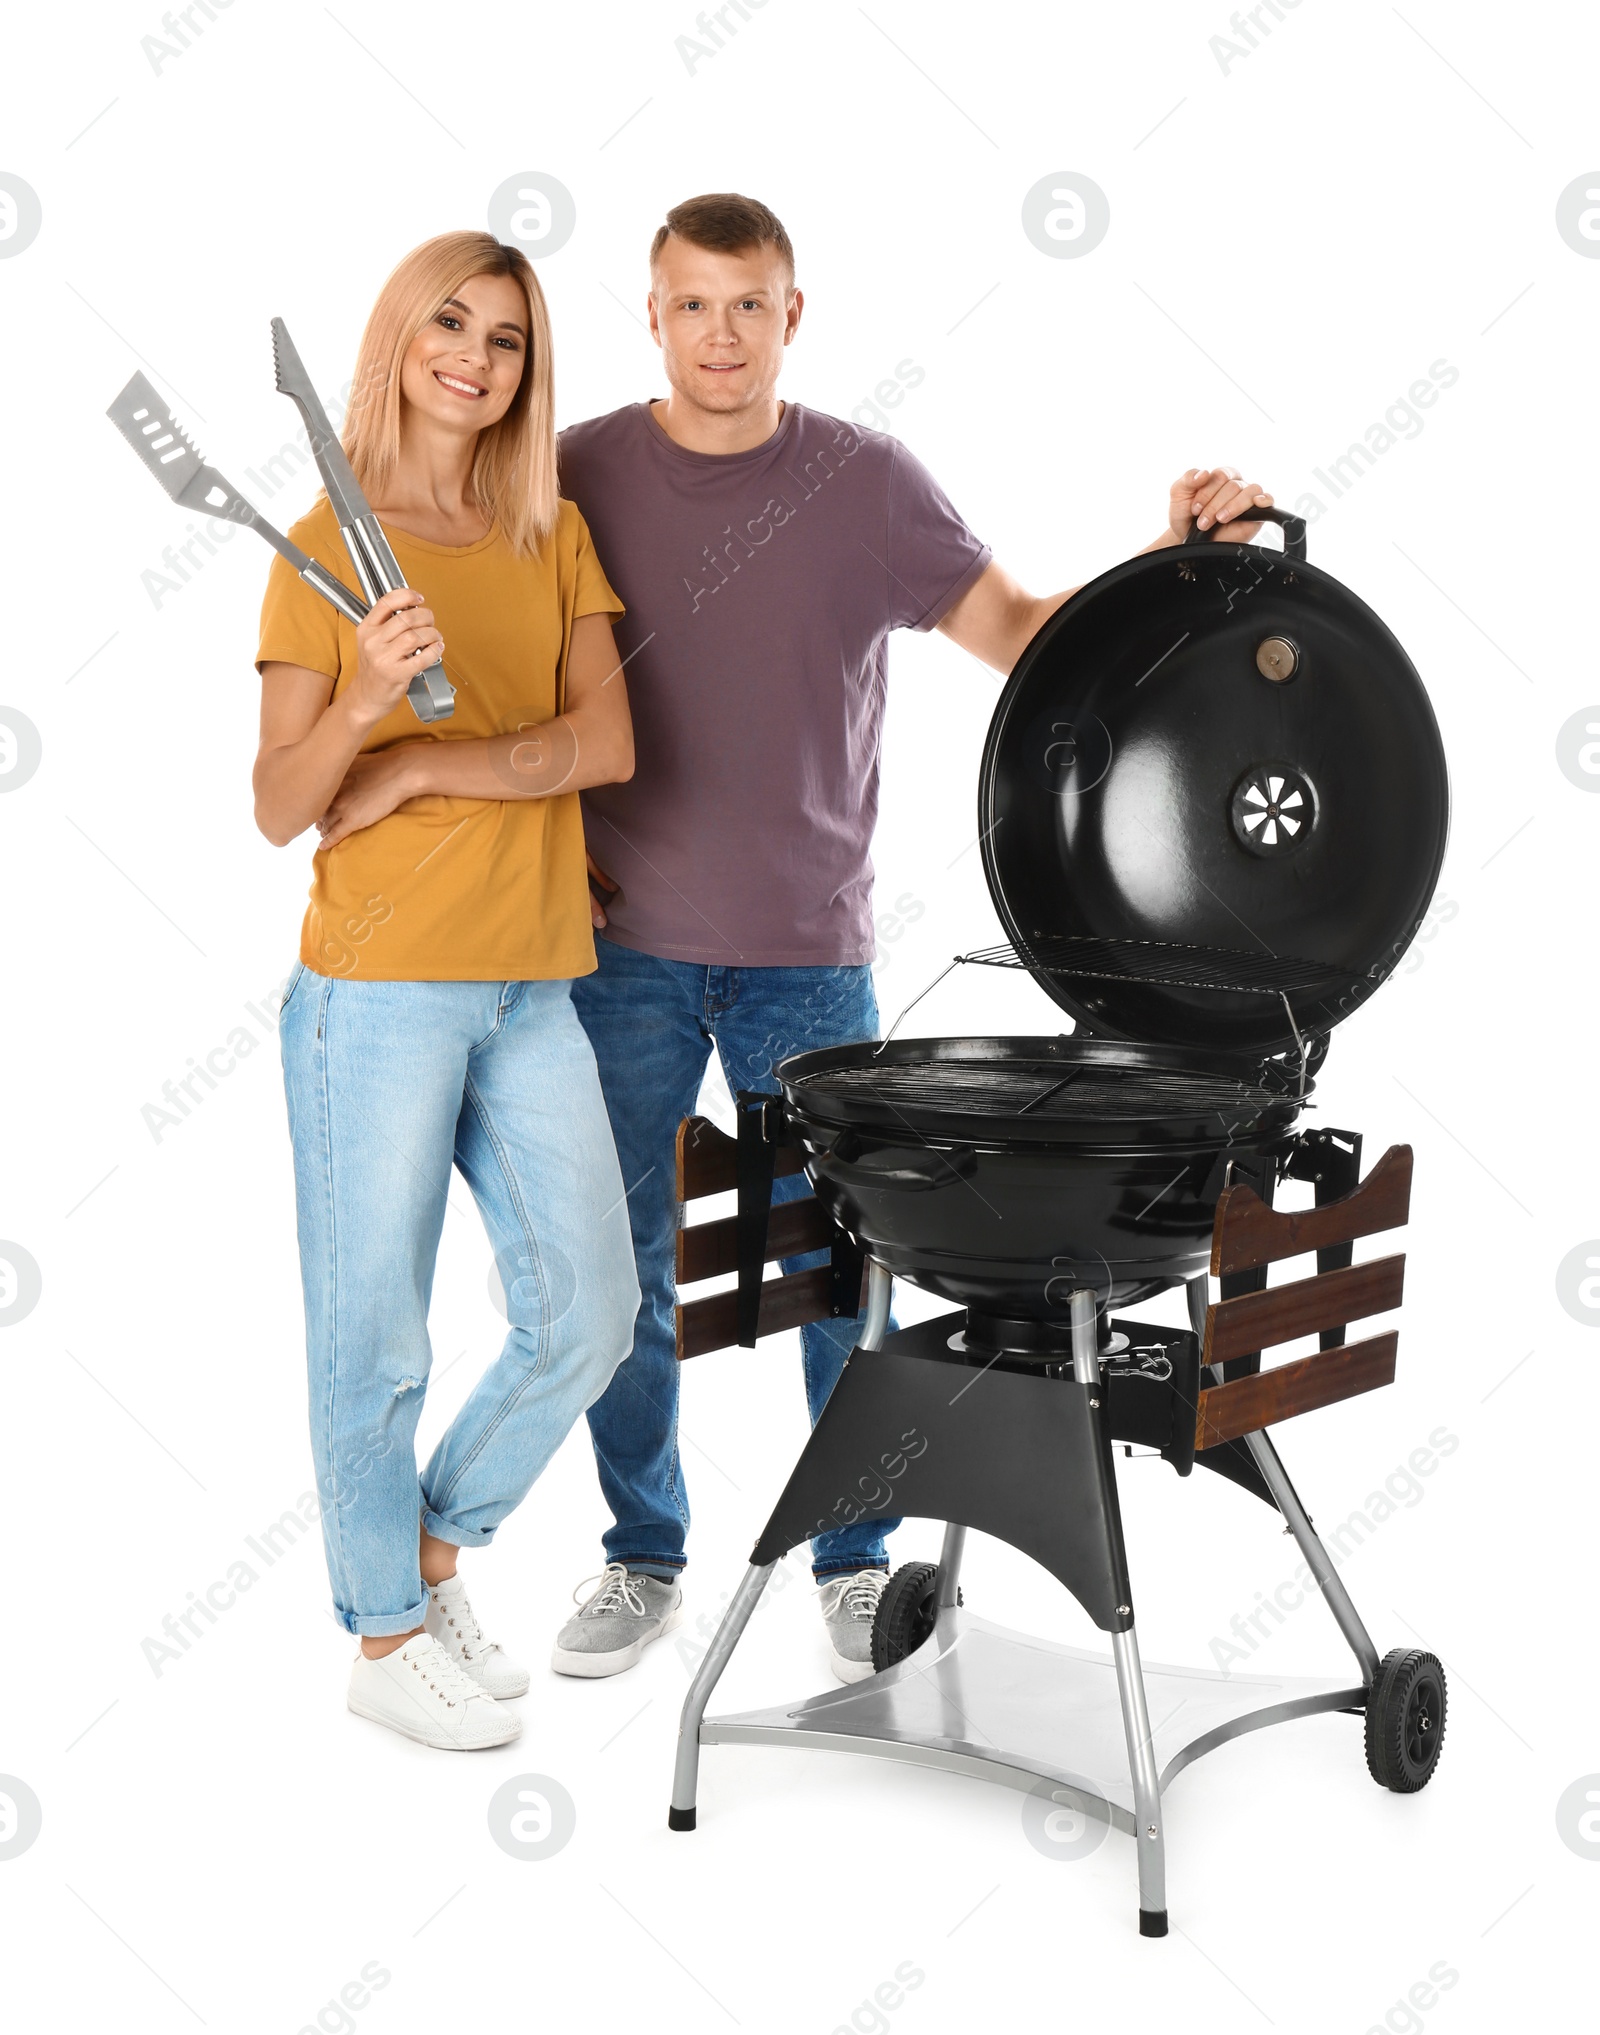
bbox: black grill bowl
[778,1036,1305,1317]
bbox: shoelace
[403,1640,485,1706]
[431,1583,501,1662]
[573,1563,650,1620]
[817,1570,888,1623]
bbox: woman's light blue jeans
[278,968,640,1636]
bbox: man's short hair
[649,193,795,283]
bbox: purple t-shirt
[558,401,990,965]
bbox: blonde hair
[343,231,557,557]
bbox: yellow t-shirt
[257,496,622,981]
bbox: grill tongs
[107,368,370,628]
[271,318,455,723]
[106,354,455,724]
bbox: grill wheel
[1364,1647,1448,1792]
[871,1561,962,1671]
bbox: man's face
[648,238,801,418]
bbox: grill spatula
[271,318,456,723]
[107,371,369,628]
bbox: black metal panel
[1101,1319,1200,1477]
[1193,1435,1278,1506]
[749,1316,1135,1633]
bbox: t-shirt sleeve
[884,438,992,633]
[571,508,626,620]
[256,544,342,679]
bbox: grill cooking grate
[790,1060,1285,1122]
[965,935,1365,999]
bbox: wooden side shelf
[673,1115,850,1361]
[1210,1146,1412,1277]
[678,1198,833,1284]
[1195,1145,1412,1449]
[1205,1254,1405,1365]
[679,1264,859,1362]
[1196,1334,1399,1449]
[677,1114,806,1201]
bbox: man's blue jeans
[571,938,900,1580]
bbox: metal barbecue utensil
[271,317,456,723]
[106,371,369,627]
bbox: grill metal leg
[1112,1623,1168,1935]
[1186,1271,1209,1343]
[1242,1431,1381,1685]
[1070,1285,1100,1384]
[1189,1274,1380,1686]
[1070,1286,1166,1936]
[670,1561,775,1829]
[936,1523,967,1606]
[859,1258,892,1350]
[673,1261,890,1831]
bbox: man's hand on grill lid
[1165,467,1273,543]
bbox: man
[553,192,1272,1681]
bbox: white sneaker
[424,1573,530,1699]
[347,1633,521,1750]
[817,1569,890,1683]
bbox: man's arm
[936,466,1273,675]
[935,560,1071,676]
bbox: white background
[2,0,1595,2028]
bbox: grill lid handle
[1182,502,1307,563]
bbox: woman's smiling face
[399,271,530,435]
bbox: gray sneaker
[817,1569,889,1683]
[551,1564,683,1679]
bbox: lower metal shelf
[702,1606,1363,1835]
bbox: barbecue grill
[666,510,1452,1935]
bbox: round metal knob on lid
[1256,635,1298,681]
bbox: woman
[255,231,640,1750]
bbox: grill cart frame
[666,1115,1444,1936]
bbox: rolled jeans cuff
[421,1508,496,1551]
[609,1553,687,1578]
[342,1592,429,1638]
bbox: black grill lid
[977,512,1450,1060]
